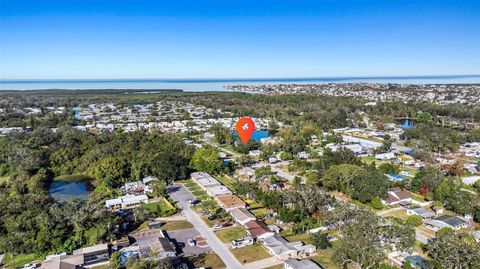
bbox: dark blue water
[49,181,89,202]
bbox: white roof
[462,176,480,185]
[105,198,123,207]
[122,194,148,204]
[106,194,148,207]
[206,185,232,196]
[196,176,221,187]
[230,208,256,223]
[142,176,159,183]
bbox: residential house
[298,152,310,159]
[375,152,396,160]
[262,235,315,260]
[142,176,159,185]
[206,185,232,197]
[72,243,109,266]
[40,254,84,269]
[216,195,246,211]
[129,229,176,260]
[382,187,412,206]
[426,215,469,231]
[472,230,480,243]
[249,150,261,157]
[229,207,257,225]
[284,259,323,269]
[263,235,299,260]
[105,194,149,209]
[191,172,221,189]
[238,167,256,181]
[245,220,275,241]
[461,176,480,186]
[406,208,435,219]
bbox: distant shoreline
[1,74,479,83]
[1,75,479,91]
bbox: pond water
[233,130,270,142]
[49,181,90,202]
[251,130,270,141]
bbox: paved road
[168,184,244,269]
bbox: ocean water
[1,75,479,91]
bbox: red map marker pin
[236,117,256,144]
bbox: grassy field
[311,248,341,269]
[384,209,408,220]
[250,207,271,219]
[284,233,312,244]
[231,244,271,264]
[3,253,43,269]
[190,253,226,269]
[216,175,235,189]
[161,220,193,231]
[215,226,246,243]
[139,199,176,216]
[410,192,428,202]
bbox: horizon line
[1,74,480,83]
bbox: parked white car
[187,239,196,246]
[212,224,223,230]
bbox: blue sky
[0,0,479,79]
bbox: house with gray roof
[284,259,323,269]
[406,207,435,219]
[426,215,469,231]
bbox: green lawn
[191,189,209,197]
[410,192,427,202]
[3,253,43,269]
[284,233,312,244]
[215,226,246,243]
[216,175,235,189]
[250,207,271,218]
[161,220,194,231]
[190,253,226,269]
[139,199,177,216]
[231,244,271,264]
[384,209,408,220]
[311,248,341,269]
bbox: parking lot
[166,228,212,256]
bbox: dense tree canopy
[0,127,194,255]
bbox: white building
[105,194,149,209]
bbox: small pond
[233,130,270,142]
[48,176,93,202]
